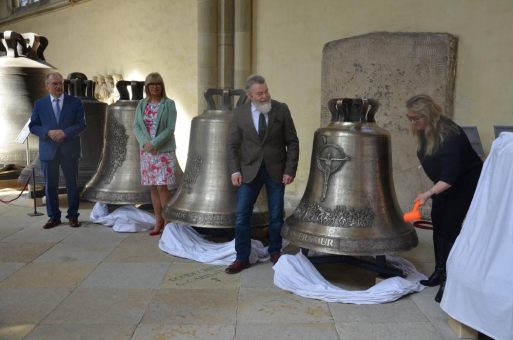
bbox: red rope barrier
[0,176,31,204]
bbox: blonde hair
[406,94,459,156]
[144,72,167,99]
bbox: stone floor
[0,186,483,340]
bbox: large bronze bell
[0,31,54,167]
[283,98,418,255]
[82,81,151,204]
[164,88,269,228]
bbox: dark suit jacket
[29,94,86,161]
[227,100,299,183]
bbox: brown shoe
[69,218,81,228]
[270,252,281,264]
[225,260,250,274]
[43,219,61,229]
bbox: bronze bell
[163,88,270,228]
[0,31,54,168]
[282,98,418,255]
[82,80,151,204]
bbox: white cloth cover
[90,202,154,232]
[441,132,513,340]
[159,223,270,265]
[273,252,426,304]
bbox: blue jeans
[235,165,285,262]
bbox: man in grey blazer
[226,74,299,274]
[29,72,86,229]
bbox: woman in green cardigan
[133,72,178,236]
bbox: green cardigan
[133,97,177,152]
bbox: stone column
[234,0,251,89]
[218,0,234,89]
[197,0,218,112]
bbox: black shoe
[420,267,444,286]
[43,219,61,229]
[434,274,446,303]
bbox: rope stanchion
[0,175,30,204]
[27,166,44,216]
[1,169,44,216]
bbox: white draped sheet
[441,132,513,340]
[159,223,270,265]
[90,202,154,232]
[273,252,426,304]
[91,203,428,305]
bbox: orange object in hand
[403,200,422,222]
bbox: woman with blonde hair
[405,94,482,302]
[134,72,178,236]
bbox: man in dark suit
[29,72,86,229]
[226,74,299,274]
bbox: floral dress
[139,102,177,186]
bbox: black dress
[418,117,483,242]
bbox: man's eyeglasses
[48,82,63,87]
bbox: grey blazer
[227,100,299,183]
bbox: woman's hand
[143,141,155,153]
[415,191,432,205]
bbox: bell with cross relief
[282,98,418,255]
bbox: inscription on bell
[293,200,374,228]
[99,118,128,184]
[182,154,202,193]
[291,230,335,247]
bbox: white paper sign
[15,119,31,144]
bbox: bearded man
[225,74,299,274]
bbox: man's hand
[283,174,294,185]
[48,129,66,143]
[231,173,242,187]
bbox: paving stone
[334,321,444,340]
[132,323,235,340]
[42,288,154,325]
[161,261,239,289]
[25,324,136,340]
[0,263,24,281]
[0,262,95,288]
[0,288,71,325]
[329,298,428,323]
[0,242,54,262]
[235,322,340,340]
[141,288,238,325]
[238,288,332,324]
[80,262,170,289]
